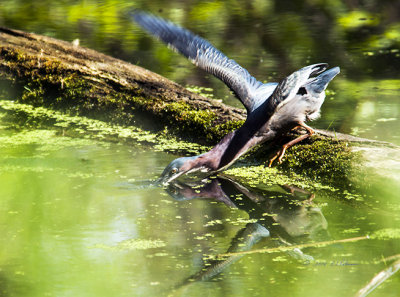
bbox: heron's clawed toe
[277,150,287,164]
[267,158,275,168]
[268,148,285,167]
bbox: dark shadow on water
[163,175,330,292]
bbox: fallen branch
[355,259,400,297]
[214,235,369,259]
[214,229,400,258]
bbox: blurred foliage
[1,0,399,144]
[0,0,399,80]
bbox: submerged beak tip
[155,175,169,187]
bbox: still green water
[1,0,400,296]
[0,110,399,297]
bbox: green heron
[132,12,340,185]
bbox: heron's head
[157,156,202,185]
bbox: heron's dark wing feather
[132,12,270,114]
[268,63,328,111]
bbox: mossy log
[0,27,245,144]
[0,27,398,189]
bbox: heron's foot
[268,154,277,167]
[291,125,302,132]
[268,146,287,167]
[268,133,313,167]
[268,123,315,167]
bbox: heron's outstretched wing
[132,11,273,114]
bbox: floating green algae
[0,100,208,155]
[0,129,98,151]
[224,165,337,192]
[185,85,215,97]
[370,228,400,240]
[92,239,166,251]
[0,164,101,179]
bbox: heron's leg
[292,123,315,135]
[268,122,314,167]
[268,134,310,167]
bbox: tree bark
[0,26,245,144]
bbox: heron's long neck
[197,132,238,171]
[195,128,274,172]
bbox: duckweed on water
[341,228,361,234]
[0,129,99,152]
[92,239,166,251]
[185,85,215,97]
[370,228,400,240]
[0,164,96,179]
[224,165,338,192]
[0,100,208,155]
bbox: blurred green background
[1,0,400,78]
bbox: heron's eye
[171,168,178,174]
[297,87,307,95]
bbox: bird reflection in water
[165,176,328,290]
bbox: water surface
[0,110,399,297]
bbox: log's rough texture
[0,27,245,144]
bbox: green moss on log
[0,48,242,144]
[278,136,359,186]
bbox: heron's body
[132,11,340,184]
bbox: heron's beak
[156,170,185,186]
[309,67,340,93]
[156,175,170,186]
